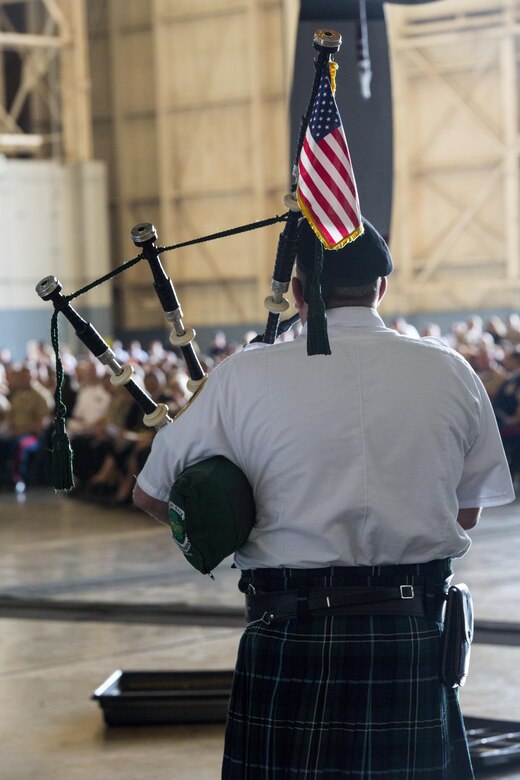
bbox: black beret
[296,217,393,287]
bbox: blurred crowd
[1,312,520,501]
[0,329,272,501]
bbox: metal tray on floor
[91,669,234,726]
[465,716,520,772]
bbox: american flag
[297,64,363,250]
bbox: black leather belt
[245,585,446,624]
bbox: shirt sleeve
[136,365,236,502]
[456,371,515,508]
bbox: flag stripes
[297,65,362,250]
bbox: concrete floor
[1,489,520,779]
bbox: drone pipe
[130,223,207,394]
[35,275,170,429]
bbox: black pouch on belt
[440,583,474,687]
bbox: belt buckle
[400,585,414,599]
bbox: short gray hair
[322,279,381,308]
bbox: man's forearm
[133,483,169,525]
[456,507,481,530]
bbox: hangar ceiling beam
[0,0,92,161]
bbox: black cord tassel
[304,237,331,356]
[50,310,75,491]
[51,416,75,492]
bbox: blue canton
[308,71,341,141]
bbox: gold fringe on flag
[296,194,364,251]
[330,223,364,249]
[329,61,339,95]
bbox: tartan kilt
[222,563,474,780]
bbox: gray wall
[0,159,112,363]
[2,306,113,363]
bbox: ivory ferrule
[283,193,301,213]
[264,295,290,314]
[143,403,171,429]
[110,364,134,387]
[186,376,206,394]
[169,327,196,348]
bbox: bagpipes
[37,27,365,576]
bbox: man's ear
[292,276,305,309]
[378,276,387,302]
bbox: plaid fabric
[222,562,474,779]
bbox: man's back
[138,306,512,570]
[210,307,512,568]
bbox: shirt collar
[301,307,387,333]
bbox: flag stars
[307,73,342,137]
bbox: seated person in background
[0,363,53,488]
[208,330,228,362]
[470,336,506,402]
[67,360,113,488]
[505,313,520,346]
[419,322,442,339]
[485,315,507,346]
[128,340,149,365]
[493,347,520,427]
[110,368,176,506]
[0,393,10,428]
[461,314,483,347]
[147,340,168,365]
[67,359,112,436]
[492,347,520,484]
[166,369,190,414]
[80,376,143,494]
[388,316,419,338]
[0,374,11,485]
[71,367,158,495]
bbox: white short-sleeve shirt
[137,307,515,568]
